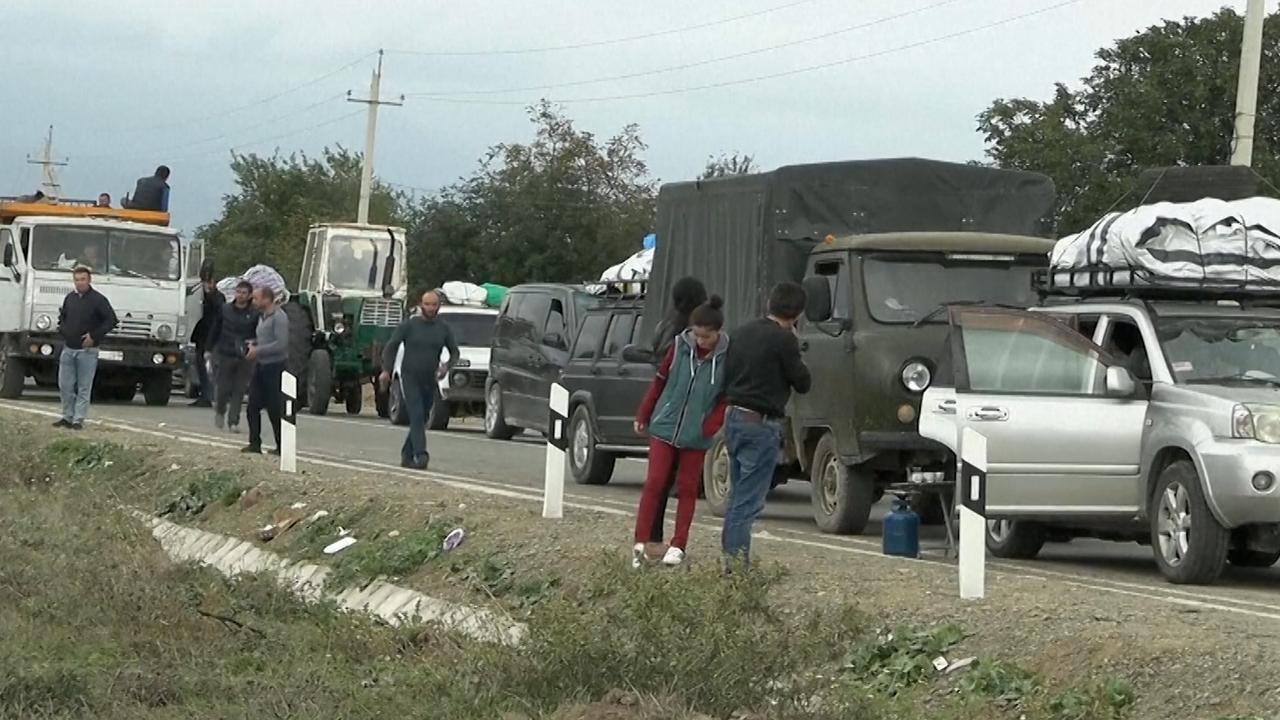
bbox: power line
[406,0,966,98]
[385,0,820,57]
[416,0,1086,106]
[167,109,365,162]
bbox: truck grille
[359,298,404,328]
[111,319,152,339]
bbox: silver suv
[922,299,1280,585]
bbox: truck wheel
[389,380,408,426]
[344,382,363,415]
[1151,460,1230,585]
[143,372,171,407]
[283,301,313,408]
[701,434,731,516]
[0,353,26,400]
[809,434,874,534]
[484,382,517,440]
[428,388,451,431]
[985,519,1046,559]
[308,350,332,416]
[568,405,614,485]
[1228,547,1280,568]
[374,382,391,419]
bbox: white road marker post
[543,382,569,519]
[958,427,987,600]
[280,371,297,473]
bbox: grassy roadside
[0,412,1269,719]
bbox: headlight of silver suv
[34,314,53,331]
[901,360,932,393]
[1233,404,1280,444]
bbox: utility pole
[26,125,69,200]
[1231,0,1266,166]
[347,50,403,225]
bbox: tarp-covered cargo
[644,157,1056,334]
[1050,197,1280,288]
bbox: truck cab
[0,199,187,404]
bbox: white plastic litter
[323,536,358,555]
[215,264,291,303]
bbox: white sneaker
[631,543,646,569]
[662,546,686,567]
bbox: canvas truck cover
[644,158,1056,335]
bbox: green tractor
[284,223,407,417]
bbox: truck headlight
[155,323,174,341]
[1233,404,1280,444]
[333,323,346,335]
[901,360,932,393]
[34,314,52,331]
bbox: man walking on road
[380,290,459,471]
[720,282,812,568]
[54,266,118,430]
[190,277,224,408]
[211,281,258,432]
[242,287,288,455]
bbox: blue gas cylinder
[883,495,920,558]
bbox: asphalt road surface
[6,386,1278,624]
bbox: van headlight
[1233,404,1280,444]
[34,314,53,331]
[901,360,932,393]
[155,323,174,341]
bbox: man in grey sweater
[380,290,459,470]
[242,286,289,455]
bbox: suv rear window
[604,314,637,358]
[573,314,609,361]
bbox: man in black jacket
[124,166,171,212]
[54,267,118,429]
[190,278,224,408]
[210,281,258,432]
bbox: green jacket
[648,330,729,450]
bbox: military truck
[0,198,188,404]
[641,158,1057,534]
[285,223,407,416]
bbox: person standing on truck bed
[123,165,171,212]
[210,280,258,433]
[380,290,460,471]
[631,296,728,568]
[52,266,118,430]
[720,282,812,568]
[641,276,708,554]
[241,286,288,455]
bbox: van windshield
[862,255,1042,324]
[443,313,497,347]
[30,225,180,281]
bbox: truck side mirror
[802,276,833,323]
[621,344,654,364]
[2,244,13,267]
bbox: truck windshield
[30,225,180,281]
[327,235,395,290]
[1157,317,1280,384]
[862,255,1041,324]
[444,313,497,347]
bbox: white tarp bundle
[1052,197,1280,286]
[215,264,290,303]
[440,280,488,306]
[599,247,653,282]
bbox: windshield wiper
[911,300,987,328]
[115,267,163,288]
[1188,374,1280,388]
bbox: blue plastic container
[883,495,920,558]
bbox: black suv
[485,284,599,439]
[560,295,654,485]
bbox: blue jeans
[401,375,436,463]
[58,348,100,423]
[720,408,783,560]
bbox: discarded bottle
[882,495,920,558]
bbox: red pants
[633,438,705,550]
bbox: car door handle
[966,406,1009,422]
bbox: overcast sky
[3,0,1242,235]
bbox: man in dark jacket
[210,280,258,432]
[190,278,224,408]
[54,267,118,429]
[379,290,459,470]
[124,165,171,211]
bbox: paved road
[7,388,1278,622]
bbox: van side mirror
[1105,366,1137,398]
[802,276,833,323]
[621,344,654,364]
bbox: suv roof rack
[1035,267,1280,302]
[585,278,647,299]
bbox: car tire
[1151,460,1230,585]
[568,405,615,485]
[344,382,363,415]
[308,350,332,416]
[809,433,875,535]
[142,372,170,407]
[389,379,408,426]
[702,432,731,517]
[1227,547,1280,568]
[484,381,517,440]
[984,519,1046,559]
[0,352,26,400]
[428,389,451,431]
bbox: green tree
[700,151,757,179]
[406,101,656,290]
[978,8,1280,234]
[197,147,406,286]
